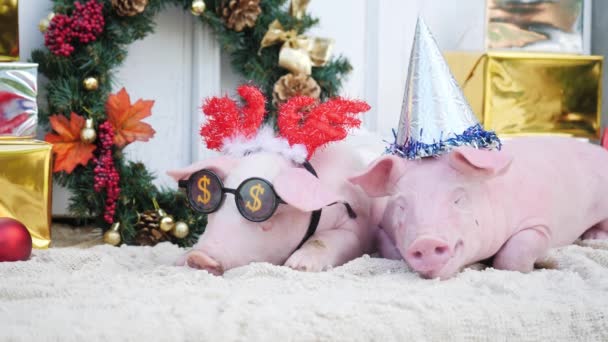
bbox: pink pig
[168,142,378,275]
[350,137,608,279]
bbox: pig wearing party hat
[350,17,608,279]
[168,86,380,275]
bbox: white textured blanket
[1,240,608,342]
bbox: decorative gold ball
[80,119,97,143]
[172,221,190,239]
[83,77,99,91]
[191,0,206,16]
[38,18,50,33]
[103,230,121,246]
[159,216,176,232]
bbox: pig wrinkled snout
[186,250,224,276]
[406,237,453,275]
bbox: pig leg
[377,228,403,260]
[493,227,550,273]
[284,228,364,272]
[582,220,608,240]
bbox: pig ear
[167,156,239,181]
[448,146,512,178]
[348,155,406,197]
[274,168,341,212]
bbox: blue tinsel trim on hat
[386,124,502,159]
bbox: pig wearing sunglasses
[168,86,382,275]
[168,142,380,275]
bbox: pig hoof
[185,251,224,276]
[284,251,329,272]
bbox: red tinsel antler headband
[199,85,370,158]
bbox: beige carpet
[1,235,608,342]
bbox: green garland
[31,0,352,246]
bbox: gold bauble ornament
[83,77,99,91]
[172,221,189,239]
[103,222,122,246]
[80,119,97,144]
[157,209,176,232]
[191,0,206,16]
[39,12,55,33]
[38,18,50,33]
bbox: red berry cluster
[44,14,75,57]
[72,0,105,43]
[94,121,121,224]
[44,0,105,57]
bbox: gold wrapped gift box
[445,52,603,139]
[0,0,18,61]
[0,140,52,248]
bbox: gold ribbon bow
[260,19,333,76]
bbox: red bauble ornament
[0,218,33,262]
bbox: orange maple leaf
[45,112,97,173]
[106,88,155,148]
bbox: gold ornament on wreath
[191,0,206,16]
[111,0,149,17]
[273,73,320,105]
[103,222,122,246]
[83,76,99,91]
[38,12,55,33]
[260,19,334,76]
[80,118,97,144]
[218,0,262,32]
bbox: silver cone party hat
[388,17,500,159]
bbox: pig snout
[186,250,225,276]
[405,237,458,277]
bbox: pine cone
[219,0,262,32]
[134,210,172,246]
[111,0,148,17]
[272,73,321,106]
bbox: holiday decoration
[0,0,18,61]
[168,85,374,274]
[387,18,500,160]
[83,76,99,91]
[111,0,148,17]
[191,0,206,16]
[32,0,351,246]
[0,63,38,138]
[39,13,55,33]
[0,140,52,249]
[44,0,105,57]
[289,0,309,20]
[134,210,171,246]
[272,73,320,105]
[103,222,122,246]
[45,112,97,173]
[219,0,261,32]
[80,118,97,143]
[105,88,155,148]
[260,19,333,76]
[445,51,603,139]
[0,217,32,262]
[94,121,120,224]
[486,0,586,54]
[172,221,189,239]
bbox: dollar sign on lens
[245,183,264,212]
[197,175,211,204]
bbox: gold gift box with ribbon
[445,52,603,139]
[0,140,53,249]
[0,0,19,61]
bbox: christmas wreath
[31,0,352,246]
